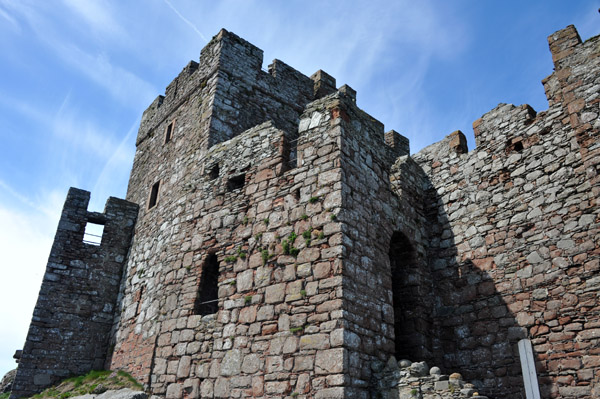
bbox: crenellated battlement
[136,29,331,152]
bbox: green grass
[261,249,270,265]
[282,239,290,255]
[302,229,312,239]
[29,369,143,399]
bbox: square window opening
[83,222,104,246]
[227,174,245,191]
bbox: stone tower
[11,25,600,398]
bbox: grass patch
[261,249,270,265]
[289,326,304,334]
[29,369,143,399]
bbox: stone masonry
[11,189,138,398]
[11,25,599,398]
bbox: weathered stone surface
[1,369,16,394]
[71,389,147,399]
[220,349,242,376]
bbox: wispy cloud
[61,0,127,41]
[3,0,156,108]
[162,0,208,42]
[0,3,20,32]
[0,198,60,377]
[51,43,157,108]
[90,118,139,208]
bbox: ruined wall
[411,26,599,398]
[11,188,138,398]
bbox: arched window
[389,231,431,361]
[194,254,219,315]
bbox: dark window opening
[209,164,219,180]
[389,231,431,361]
[507,138,524,153]
[194,254,220,315]
[83,222,104,246]
[227,174,245,191]
[134,285,145,316]
[165,120,175,143]
[148,181,160,209]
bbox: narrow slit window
[194,254,220,315]
[148,181,160,209]
[83,222,104,246]
[209,164,219,180]
[164,120,175,143]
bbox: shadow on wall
[388,160,530,398]
[428,180,527,398]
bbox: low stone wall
[373,358,489,399]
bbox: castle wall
[411,26,599,398]
[110,88,357,397]
[13,24,598,399]
[112,25,598,399]
[110,28,354,397]
[11,188,138,398]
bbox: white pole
[518,338,541,399]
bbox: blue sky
[0,0,598,378]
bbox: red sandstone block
[472,257,494,271]
[583,355,600,367]
[262,323,278,335]
[252,376,264,396]
[578,328,600,340]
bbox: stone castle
[9,24,599,398]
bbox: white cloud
[0,184,62,378]
[50,43,157,108]
[162,0,208,42]
[61,0,127,41]
[2,0,156,108]
[0,3,20,33]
